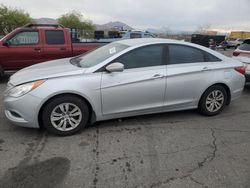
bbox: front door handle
[60,47,66,51]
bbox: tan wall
[229,31,250,39]
[206,31,218,35]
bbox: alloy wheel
[205,90,225,113]
[50,103,82,131]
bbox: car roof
[115,38,230,61]
[116,38,184,47]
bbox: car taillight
[234,66,246,75]
[233,51,240,56]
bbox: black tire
[0,66,3,77]
[42,95,89,136]
[198,85,228,116]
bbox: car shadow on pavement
[2,109,199,138]
[91,109,199,131]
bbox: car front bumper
[4,93,42,128]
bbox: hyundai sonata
[4,39,246,135]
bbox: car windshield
[239,44,250,51]
[70,43,129,68]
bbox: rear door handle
[60,47,66,51]
[152,74,165,79]
[202,67,211,71]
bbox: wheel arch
[38,93,96,129]
[199,83,231,106]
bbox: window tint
[239,44,250,51]
[130,33,142,39]
[168,45,205,64]
[204,51,221,62]
[8,31,39,45]
[45,30,65,45]
[115,45,165,69]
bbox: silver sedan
[4,39,246,136]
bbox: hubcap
[205,90,225,113]
[50,103,82,132]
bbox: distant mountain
[30,18,194,35]
[95,21,134,31]
[32,19,133,32]
[32,18,58,25]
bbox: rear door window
[45,30,65,45]
[168,44,205,64]
[168,44,221,64]
[204,51,221,62]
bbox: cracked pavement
[0,50,250,188]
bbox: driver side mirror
[106,62,124,73]
[2,41,10,47]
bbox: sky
[0,0,250,32]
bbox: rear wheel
[42,95,89,136]
[198,85,227,116]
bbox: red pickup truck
[0,24,105,76]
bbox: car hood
[9,58,85,86]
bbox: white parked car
[233,39,250,82]
[227,38,244,48]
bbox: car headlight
[5,80,45,98]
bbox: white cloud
[0,0,250,31]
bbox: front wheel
[42,95,89,136]
[0,66,4,77]
[198,85,228,116]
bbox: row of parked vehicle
[233,39,250,82]
[206,37,250,82]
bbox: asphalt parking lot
[0,49,250,188]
